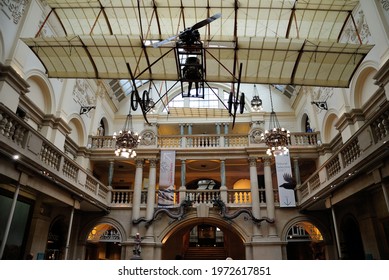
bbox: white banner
[158,150,176,207]
[275,153,296,207]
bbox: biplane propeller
[153,13,222,48]
[130,12,244,128]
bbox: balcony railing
[297,101,389,207]
[0,103,109,207]
[89,131,320,150]
[109,188,279,207]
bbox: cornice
[374,57,389,87]
[0,63,30,95]
[42,114,72,135]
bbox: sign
[158,150,176,207]
[275,153,296,207]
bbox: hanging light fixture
[251,84,263,111]
[261,85,290,156]
[113,109,141,158]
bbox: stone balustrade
[89,132,320,150]
[298,102,389,205]
[109,188,279,208]
[0,103,109,206]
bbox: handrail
[0,103,109,207]
[298,101,389,207]
[89,131,320,150]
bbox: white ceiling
[21,0,373,87]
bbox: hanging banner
[158,150,176,207]
[275,153,296,207]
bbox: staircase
[184,247,227,260]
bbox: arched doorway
[340,215,365,259]
[286,221,325,260]
[161,218,245,260]
[46,217,67,260]
[85,224,122,260]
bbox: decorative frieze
[0,0,29,24]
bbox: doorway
[162,219,244,260]
[85,224,122,260]
[286,221,325,260]
[340,215,365,259]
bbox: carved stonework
[381,0,389,11]
[149,159,157,168]
[0,0,29,24]
[248,157,257,167]
[73,79,96,115]
[250,128,264,144]
[140,130,156,146]
[311,87,334,113]
[340,9,372,44]
[136,159,144,168]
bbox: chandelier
[113,110,141,158]
[250,85,263,111]
[261,85,290,156]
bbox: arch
[281,216,331,244]
[233,178,250,189]
[67,114,87,146]
[159,215,249,260]
[78,217,126,260]
[78,217,127,245]
[46,215,68,260]
[353,66,379,108]
[321,110,339,143]
[281,216,331,260]
[349,60,379,109]
[339,214,365,259]
[301,113,311,132]
[24,70,56,115]
[96,116,109,136]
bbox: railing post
[220,186,228,203]
[219,135,225,147]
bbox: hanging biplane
[21,0,373,126]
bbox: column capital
[248,157,257,167]
[262,156,272,166]
[149,159,158,168]
[135,158,144,168]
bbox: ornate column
[145,159,157,238]
[249,157,262,238]
[263,157,276,237]
[131,158,144,235]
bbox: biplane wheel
[228,91,233,114]
[239,92,245,114]
[131,90,139,111]
[142,90,150,109]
